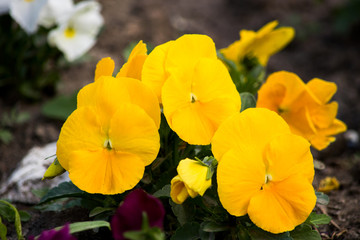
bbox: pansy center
[104,139,113,150]
[260,173,273,190]
[64,27,76,38]
[190,93,197,103]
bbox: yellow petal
[142,41,174,102]
[217,148,265,216]
[56,106,105,170]
[251,27,295,66]
[77,76,132,128]
[310,102,338,129]
[170,104,214,145]
[282,106,317,139]
[117,40,148,80]
[256,20,278,37]
[212,108,290,161]
[118,77,161,128]
[257,71,305,111]
[109,103,160,166]
[310,119,347,150]
[177,159,211,196]
[170,175,191,204]
[264,133,314,183]
[68,149,145,194]
[248,175,316,234]
[306,78,337,104]
[116,55,147,80]
[94,57,115,81]
[165,34,217,72]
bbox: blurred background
[0,0,359,238]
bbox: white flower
[9,0,48,34]
[0,0,10,15]
[38,0,74,28]
[48,0,104,61]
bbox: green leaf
[306,212,331,228]
[0,217,7,240]
[315,191,329,205]
[41,91,78,121]
[171,222,200,240]
[240,92,257,112]
[89,207,115,218]
[153,184,171,198]
[19,211,30,222]
[66,220,110,234]
[170,200,196,226]
[248,227,292,240]
[0,129,13,144]
[290,224,321,240]
[201,221,229,232]
[0,200,24,240]
[39,181,85,204]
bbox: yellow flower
[220,20,294,66]
[212,108,316,234]
[56,77,160,194]
[142,34,217,103]
[117,40,148,80]
[257,71,347,150]
[170,158,212,204]
[162,58,241,145]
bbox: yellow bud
[42,158,66,180]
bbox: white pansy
[0,0,10,15]
[48,1,104,61]
[38,0,74,28]
[9,0,48,34]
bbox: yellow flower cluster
[52,21,347,236]
[257,71,347,150]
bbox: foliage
[0,107,30,144]
[0,14,62,100]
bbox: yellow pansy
[162,58,241,145]
[116,40,148,80]
[220,20,294,67]
[142,34,217,103]
[257,71,347,150]
[212,108,316,234]
[170,158,212,204]
[56,77,160,195]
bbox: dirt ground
[1,0,360,239]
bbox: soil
[1,0,360,239]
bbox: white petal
[48,25,96,61]
[38,0,74,28]
[10,0,48,34]
[71,1,103,35]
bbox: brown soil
[1,0,360,239]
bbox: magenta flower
[29,224,76,240]
[111,189,165,240]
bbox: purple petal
[111,189,165,240]
[33,224,76,240]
